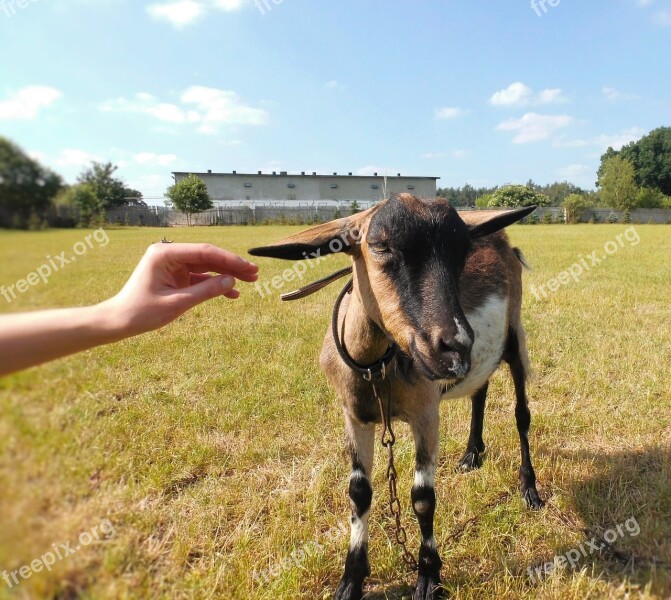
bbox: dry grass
[0,224,669,599]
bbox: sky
[0,0,669,205]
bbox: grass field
[0,224,670,600]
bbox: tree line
[0,136,144,229]
[438,127,671,218]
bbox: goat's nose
[430,329,473,376]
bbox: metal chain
[373,378,418,571]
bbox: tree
[487,185,550,208]
[635,187,666,209]
[475,193,494,208]
[349,200,362,215]
[0,137,63,224]
[597,156,637,209]
[598,127,671,196]
[55,183,102,226]
[166,175,213,226]
[562,193,592,224]
[77,162,145,209]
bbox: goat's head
[250,194,535,381]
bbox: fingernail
[221,275,235,290]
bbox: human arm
[0,243,258,376]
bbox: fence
[2,204,670,229]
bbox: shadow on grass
[549,444,671,593]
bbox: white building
[172,170,439,206]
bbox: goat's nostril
[438,338,451,353]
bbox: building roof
[172,171,440,180]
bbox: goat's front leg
[458,382,488,472]
[410,403,444,600]
[335,415,375,600]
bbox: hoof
[523,486,545,510]
[335,578,363,600]
[414,572,444,600]
[457,447,484,472]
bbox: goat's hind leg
[505,328,544,510]
[457,382,488,472]
[411,403,444,600]
[335,415,375,600]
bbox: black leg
[411,404,444,600]
[335,417,375,600]
[505,329,544,510]
[457,382,488,472]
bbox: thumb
[173,275,237,310]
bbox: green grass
[0,224,670,599]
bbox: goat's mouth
[409,340,470,382]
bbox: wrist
[89,297,133,344]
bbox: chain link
[373,379,418,571]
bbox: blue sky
[1,0,669,204]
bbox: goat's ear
[464,206,537,239]
[249,204,380,260]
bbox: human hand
[102,243,259,337]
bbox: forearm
[0,302,124,377]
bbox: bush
[562,193,591,224]
[542,211,554,224]
[487,185,551,208]
[608,212,618,223]
[623,209,631,224]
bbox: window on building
[407,184,415,190]
[371,184,380,190]
[287,183,296,188]
[330,184,338,189]
[244,182,252,188]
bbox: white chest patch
[439,295,508,400]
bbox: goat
[249,194,543,600]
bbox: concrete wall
[172,172,438,205]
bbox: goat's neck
[342,284,391,365]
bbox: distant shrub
[608,212,618,223]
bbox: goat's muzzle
[410,327,473,381]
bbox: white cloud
[554,127,645,152]
[134,152,178,166]
[100,92,199,123]
[0,86,62,120]
[637,0,654,6]
[537,88,568,104]
[146,0,247,27]
[181,86,269,132]
[602,86,639,102]
[489,82,533,107]
[54,148,103,167]
[653,9,671,25]
[146,1,205,28]
[324,80,347,91]
[100,87,268,133]
[497,112,574,143]
[489,82,568,107]
[434,106,467,120]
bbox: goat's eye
[369,242,390,254]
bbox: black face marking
[366,196,474,379]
